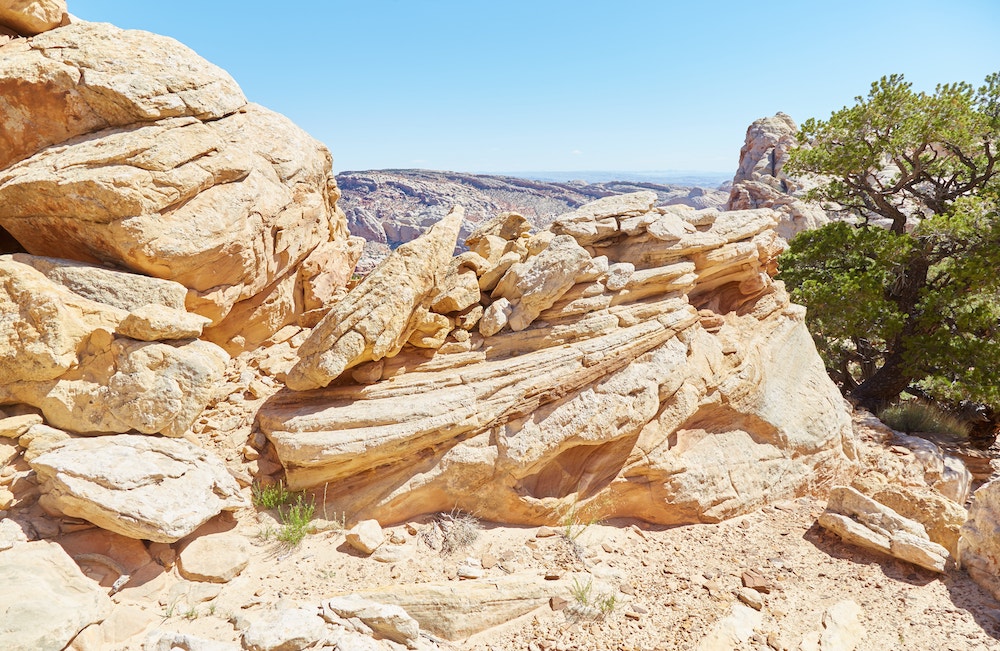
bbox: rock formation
[261,191,855,526]
[0,19,358,353]
[726,112,829,240]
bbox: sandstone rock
[353,574,573,640]
[696,603,762,650]
[959,478,1000,600]
[551,191,657,245]
[20,422,70,462]
[479,297,512,336]
[491,234,593,331]
[31,434,245,542]
[0,0,65,36]
[0,20,244,170]
[346,519,385,555]
[178,532,250,582]
[0,413,41,438]
[68,603,157,651]
[143,631,240,651]
[0,21,351,349]
[0,517,29,550]
[0,540,112,651]
[117,304,211,341]
[726,113,829,240]
[241,608,330,651]
[286,207,463,390]
[0,256,229,436]
[818,600,865,651]
[818,486,948,573]
[322,594,420,648]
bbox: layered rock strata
[261,191,854,526]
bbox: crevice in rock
[0,224,27,254]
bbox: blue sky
[71,1,1000,175]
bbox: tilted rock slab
[286,206,464,390]
[263,193,854,526]
[30,434,246,542]
[0,20,351,351]
[818,486,949,573]
[0,540,112,651]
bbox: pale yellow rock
[30,434,246,542]
[551,191,657,245]
[0,413,41,438]
[286,207,464,390]
[178,532,250,583]
[491,234,593,331]
[696,603,762,651]
[0,20,244,169]
[20,422,70,462]
[959,478,1000,600]
[3,337,228,437]
[355,574,575,641]
[0,540,113,651]
[117,303,211,341]
[0,0,64,36]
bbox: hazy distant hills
[336,168,731,249]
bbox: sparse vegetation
[878,401,971,438]
[251,481,292,510]
[569,576,616,619]
[561,501,597,542]
[276,494,315,546]
[437,509,481,554]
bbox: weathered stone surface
[178,532,250,583]
[322,594,419,647]
[31,434,246,542]
[262,194,852,526]
[346,519,384,555]
[819,486,948,573]
[117,303,211,341]
[241,608,330,651]
[0,540,112,651]
[959,478,1000,601]
[286,206,463,390]
[143,631,240,651]
[696,603,762,651]
[0,0,65,36]
[354,574,573,640]
[0,20,352,350]
[0,20,244,169]
[726,113,829,240]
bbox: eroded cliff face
[260,192,855,526]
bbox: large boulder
[30,434,246,542]
[0,20,352,352]
[0,540,112,651]
[0,254,228,436]
[0,0,65,37]
[959,478,1000,600]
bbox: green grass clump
[251,481,292,510]
[276,494,315,546]
[878,401,971,439]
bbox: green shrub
[276,494,315,546]
[251,481,292,510]
[878,401,971,438]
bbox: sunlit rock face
[262,192,855,526]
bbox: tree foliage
[779,73,1000,414]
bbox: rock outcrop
[0,0,65,37]
[726,113,828,240]
[30,434,245,542]
[0,540,112,650]
[261,192,854,526]
[959,478,1000,600]
[0,20,354,353]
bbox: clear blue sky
[70,1,1000,175]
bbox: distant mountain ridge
[335,168,730,253]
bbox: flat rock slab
[0,540,112,651]
[178,532,250,583]
[30,434,246,542]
